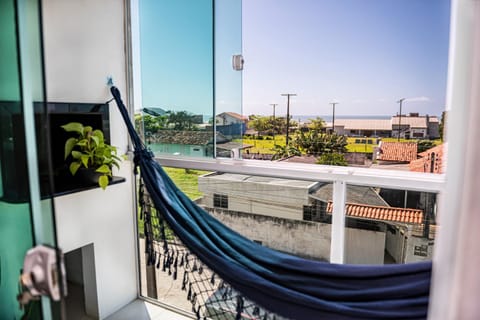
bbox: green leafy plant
[62,122,122,190]
[316,153,348,166]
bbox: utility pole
[330,102,339,134]
[397,98,405,141]
[281,93,296,146]
[270,103,277,142]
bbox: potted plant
[62,122,122,190]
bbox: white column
[330,180,346,263]
[429,0,480,319]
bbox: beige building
[325,113,440,139]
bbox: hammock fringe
[111,86,431,320]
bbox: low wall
[207,208,386,264]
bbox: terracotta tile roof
[409,144,444,174]
[378,142,418,162]
[326,202,424,224]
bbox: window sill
[52,176,126,197]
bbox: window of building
[213,194,228,209]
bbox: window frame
[213,193,228,209]
[127,0,480,318]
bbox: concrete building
[326,113,440,139]
[215,112,248,137]
[331,119,392,137]
[198,173,434,264]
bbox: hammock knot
[133,148,154,174]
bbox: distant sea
[203,114,391,124]
[292,115,391,123]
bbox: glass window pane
[1,0,59,318]
[242,0,449,173]
[139,169,332,313]
[342,184,437,264]
[138,0,214,158]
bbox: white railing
[156,155,444,263]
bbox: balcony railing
[137,158,443,316]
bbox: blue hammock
[110,86,431,320]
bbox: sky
[139,0,451,119]
[242,0,451,117]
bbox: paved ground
[139,239,196,314]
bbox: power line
[270,103,278,142]
[270,103,277,120]
[281,94,297,146]
[329,102,339,134]
[397,98,405,141]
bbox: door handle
[17,245,67,308]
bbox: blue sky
[139,0,451,119]
[242,0,451,117]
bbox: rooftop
[310,183,389,207]
[218,112,248,121]
[391,116,437,128]
[378,142,418,162]
[201,172,318,189]
[326,201,424,224]
[410,144,445,174]
[330,119,392,130]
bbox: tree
[417,140,436,153]
[134,114,168,136]
[167,111,198,130]
[248,115,288,136]
[307,117,326,132]
[293,131,347,156]
[271,145,301,160]
[249,115,270,135]
[439,111,447,141]
[316,153,348,166]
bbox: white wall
[210,209,331,260]
[202,194,304,220]
[210,208,387,264]
[42,0,129,153]
[54,161,137,319]
[404,236,434,263]
[42,1,136,318]
[385,226,406,263]
[345,228,386,265]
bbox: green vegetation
[163,167,210,199]
[293,131,347,155]
[248,115,297,136]
[137,167,210,239]
[316,153,348,166]
[271,145,301,160]
[61,122,122,190]
[417,140,436,153]
[240,137,284,154]
[134,110,200,137]
[346,137,377,153]
[439,111,446,141]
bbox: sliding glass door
[0,0,62,318]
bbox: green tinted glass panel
[0,0,59,318]
[0,2,33,318]
[214,0,243,157]
[139,0,214,158]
